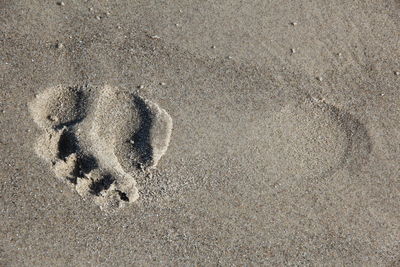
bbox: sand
[1,0,400,266]
[29,84,172,211]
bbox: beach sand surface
[1,0,400,265]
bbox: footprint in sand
[192,93,373,185]
[29,85,172,211]
[261,95,372,180]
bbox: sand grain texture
[1,0,400,266]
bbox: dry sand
[1,0,400,266]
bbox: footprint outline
[29,84,173,212]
